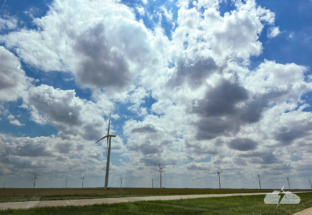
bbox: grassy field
[0,188,279,197]
[0,188,299,203]
[1,192,312,215]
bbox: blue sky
[0,0,312,189]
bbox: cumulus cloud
[0,46,32,102]
[7,114,25,126]
[227,138,258,151]
[0,16,17,30]
[24,84,109,141]
[168,57,218,88]
[267,26,281,38]
[132,124,157,133]
[160,6,173,21]
[1,0,312,189]
[136,7,145,16]
[74,24,131,90]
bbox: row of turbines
[4,113,312,190]
[24,169,312,189]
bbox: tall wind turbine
[120,176,123,188]
[81,175,85,188]
[96,112,117,189]
[257,172,261,189]
[309,177,312,189]
[159,162,163,188]
[31,172,38,189]
[217,171,221,189]
[287,176,290,189]
[151,179,153,188]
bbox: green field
[1,192,312,215]
[0,188,301,203]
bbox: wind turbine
[217,171,221,189]
[81,175,85,188]
[151,179,153,188]
[120,176,123,188]
[159,162,163,188]
[96,112,117,189]
[257,172,261,189]
[31,172,38,189]
[287,176,290,189]
[309,177,312,189]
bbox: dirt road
[0,193,269,210]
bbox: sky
[0,0,312,189]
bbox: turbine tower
[257,172,261,189]
[309,177,312,189]
[81,175,85,188]
[287,176,290,189]
[217,171,221,189]
[96,112,117,189]
[159,163,163,188]
[31,172,38,189]
[120,176,123,188]
[151,179,153,188]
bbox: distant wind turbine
[217,171,221,189]
[257,172,261,189]
[159,161,163,188]
[81,175,85,188]
[120,176,123,188]
[309,177,312,189]
[151,179,153,188]
[287,176,290,189]
[96,112,117,189]
[31,172,38,189]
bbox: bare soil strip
[292,207,312,215]
[0,192,270,210]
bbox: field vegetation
[1,192,312,215]
[0,188,294,203]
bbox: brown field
[0,188,307,198]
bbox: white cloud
[9,119,25,126]
[0,0,163,96]
[7,114,25,126]
[0,0,311,189]
[160,6,173,21]
[0,47,32,102]
[171,0,277,66]
[267,26,281,38]
[0,16,17,30]
[7,114,14,120]
[142,0,148,5]
[136,6,145,16]
[24,84,114,141]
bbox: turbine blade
[107,111,111,136]
[96,135,108,143]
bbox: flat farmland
[0,188,310,201]
[1,192,312,215]
[0,188,278,197]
